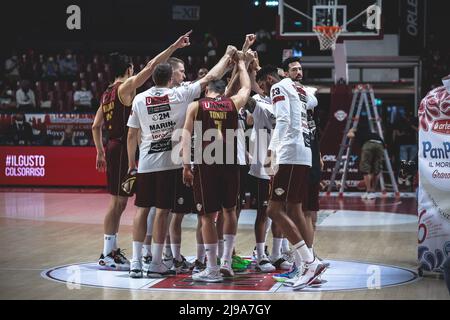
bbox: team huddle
[91,31,328,290]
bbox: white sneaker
[220,259,235,277]
[98,251,129,271]
[366,192,376,200]
[192,268,223,283]
[271,255,293,270]
[292,259,328,291]
[162,253,174,269]
[361,192,369,200]
[129,260,143,278]
[141,255,152,273]
[146,262,176,278]
[256,255,276,273]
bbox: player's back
[100,82,130,141]
[196,96,238,164]
[129,83,200,173]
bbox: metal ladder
[326,84,399,197]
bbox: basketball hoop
[313,26,342,51]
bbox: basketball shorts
[255,176,270,213]
[269,164,310,204]
[304,181,320,212]
[106,139,130,197]
[193,164,240,215]
[173,169,195,214]
[237,165,250,211]
[134,169,177,209]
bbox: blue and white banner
[417,81,450,273]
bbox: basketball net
[313,26,342,51]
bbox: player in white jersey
[127,48,234,278]
[257,66,327,290]
[247,68,294,272]
[141,57,195,271]
[282,57,328,271]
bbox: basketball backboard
[277,0,383,40]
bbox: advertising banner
[417,80,450,273]
[0,146,106,186]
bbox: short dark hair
[152,63,173,86]
[110,52,132,78]
[282,56,301,72]
[207,79,226,94]
[167,57,184,70]
[256,65,279,82]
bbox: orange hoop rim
[313,25,342,36]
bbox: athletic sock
[143,244,152,257]
[223,234,236,263]
[103,234,116,256]
[217,239,224,259]
[152,243,164,264]
[171,243,182,261]
[293,240,314,265]
[197,244,206,263]
[256,242,266,260]
[132,241,143,262]
[271,237,283,260]
[282,238,290,253]
[205,243,219,269]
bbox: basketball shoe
[98,251,129,271]
[232,255,250,271]
[220,259,235,277]
[162,252,174,269]
[114,248,130,269]
[171,256,192,274]
[191,259,206,274]
[146,262,176,278]
[192,267,223,283]
[290,259,328,291]
[129,260,143,278]
[272,264,298,282]
[271,255,293,270]
[252,246,269,260]
[255,255,276,273]
[142,255,152,273]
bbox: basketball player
[92,31,192,271]
[247,65,297,273]
[272,57,329,283]
[257,66,327,290]
[127,47,235,278]
[181,49,251,282]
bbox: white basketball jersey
[249,94,276,180]
[268,77,311,167]
[127,82,201,173]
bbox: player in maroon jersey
[91,31,192,271]
[181,49,251,282]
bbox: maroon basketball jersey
[100,82,131,141]
[196,96,238,164]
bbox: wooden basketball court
[0,189,448,300]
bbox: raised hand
[173,30,192,49]
[235,50,245,61]
[225,45,238,57]
[243,34,256,51]
[244,49,256,65]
